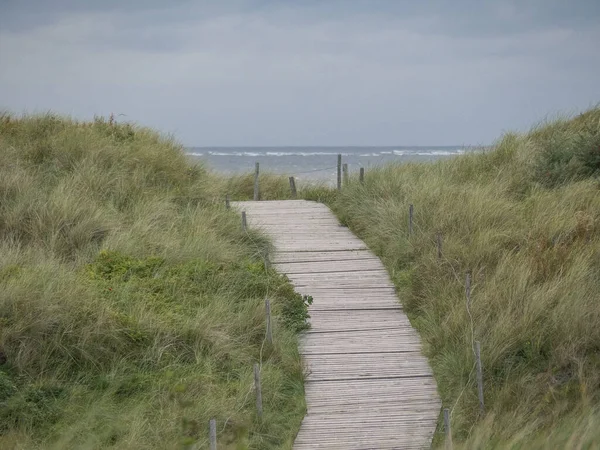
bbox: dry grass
[308,107,600,448]
[0,113,307,449]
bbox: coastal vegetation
[2,105,599,449]
[0,113,308,449]
[301,107,600,448]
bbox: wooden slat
[233,200,440,449]
[271,250,374,263]
[305,352,433,381]
[300,329,423,355]
[274,259,383,274]
[304,378,439,407]
[307,309,411,331]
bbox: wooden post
[254,363,263,418]
[242,211,247,232]
[409,204,414,235]
[436,232,442,259]
[359,167,365,184]
[342,163,349,186]
[253,162,259,201]
[209,418,217,450]
[443,408,452,450]
[289,176,297,199]
[475,341,485,415]
[466,271,471,304]
[265,298,273,344]
[225,194,230,209]
[337,154,342,191]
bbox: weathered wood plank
[271,250,375,263]
[232,200,440,449]
[300,329,423,355]
[271,242,368,251]
[307,310,411,332]
[305,352,433,381]
[273,260,383,274]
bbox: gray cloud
[1,0,599,145]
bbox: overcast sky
[1,0,599,146]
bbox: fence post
[359,167,365,184]
[254,364,263,418]
[289,176,297,199]
[342,163,349,186]
[253,162,259,201]
[337,154,342,191]
[209,418,217,450]
[409,204,414,235]
[436,232,442,259]
[225,194,230,209]
[466,271,471,304]
[475,341,485,415]
[443,408,452,450]
[242,211,247,232]
[265,298,273,344]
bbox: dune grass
[298,107,600,448]
[3,107,598,449]
[0,113,308,449]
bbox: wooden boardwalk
[234,200,440,449]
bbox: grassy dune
[305,108,600,448]
[0,114,308,449]
[2,107,598,449]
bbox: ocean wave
[392,149,464,156]
[203,151,357,157]
[206,151,262,157]
[415,150,465,156]
[188,149,465,158]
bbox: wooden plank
[304,378,439,407]
[274,245,368,252]
[273,259,383,274]
[309,302,402,312]
[271,250,375,263]
[231,200,440,449]
[307,310,411,331]
[300,329,422,355]
[288,270,391,282]
[305,352,433,381]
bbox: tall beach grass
[303,107,600,448]
[0,113,308,449]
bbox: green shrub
[532,109,600,186]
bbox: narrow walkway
[234,200,440,449]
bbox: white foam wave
[191,149,465,158]
[414,150,465,156]
[206,151,262,156]
[205,151,357,157]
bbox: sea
[186,146,467,183]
